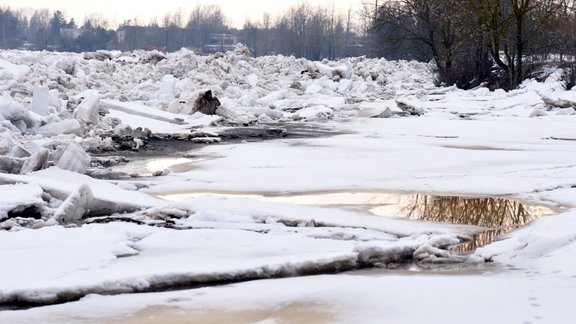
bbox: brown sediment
[88,304,334,324]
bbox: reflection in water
[455,229,503,253]
[379,195,554,252]
[399,196,544,228]
[158,191,555,251]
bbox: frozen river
[1,47,576,323]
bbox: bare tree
[185,4,228,51]
[29,9,51,50]
[372,0,471,85]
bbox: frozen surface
[0,184,44,220]
[2,273,574,324]
[0,47,575,322]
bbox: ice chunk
[0,184,44,220]
[305,84,322,95]
[556,108,575,115]
[31,86,50,116]
[0,96,41,132]
[55,57,76,75]
[53,184,94,223]
[73,91,100,124]
[55,141,91,173]
[113,124,132,137]
[246,74,258,87]
[48,89,62,111]
[294,105,333,121]
[9,139,31,158]
[358,100,403,118]
[0,156,24,174]
[0,59,30,81]
[20,148,49,174]
[167,99,180,113]
[338,79,353,92]
[233,43,252,57]
[37,119,82,137]
[306,96,346,108]
[530,109,548,117]
[159,75,176,100]
[258,89,288,104]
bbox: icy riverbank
[1,46,576,322]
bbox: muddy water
[87,304,333,324]
[159,191,556,251]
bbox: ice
[293,105,333,120]
[30,86,50,116]
[0,59,30,81]
[158,75,176,100]
[0,47,576,321]
[0,96,40,133]
[0,167,165,210]
[53,184,94,223]
[73,91,100,124]
[0,219,460,304]
[8,139,31,158]
[36,119,82,137]
[0,156,24,173]
[54,141,91,174]
[20,148,49,174]
[0,184,45,221]
[305,84,322,94]
[358,100,402,117]
[246,73,259,87]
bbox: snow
[0,184,44,221]
[2,273,574,324]
[0,46,575,322]
[0,167,165,211]
[0,59,30,82]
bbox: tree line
[369,0,576,89]
[0,4,363,60]
[2,1,575,90]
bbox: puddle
[159,191,556,251]
[106,157,206,176]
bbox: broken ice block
[9,139,31,158]
[167,99,180,113]
[53,184,94,223]
[246,74,258,88]
[48,89,62,112]
[20,148,49,174]
[37,119,82,137]
[159,75,176,100]
[73,91,100,123]
[31,86,49,116]
[55,141,91,173]
[0,156,25,173]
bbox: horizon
[3,0,364,29]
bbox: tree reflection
[402,196,544,228]
[400,196,553,253]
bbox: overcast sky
[5,0,364,28]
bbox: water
[159,191,556,251]
[89,304,333,324]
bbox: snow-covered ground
[1,45,576,323]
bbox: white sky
[5,0,364,29]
